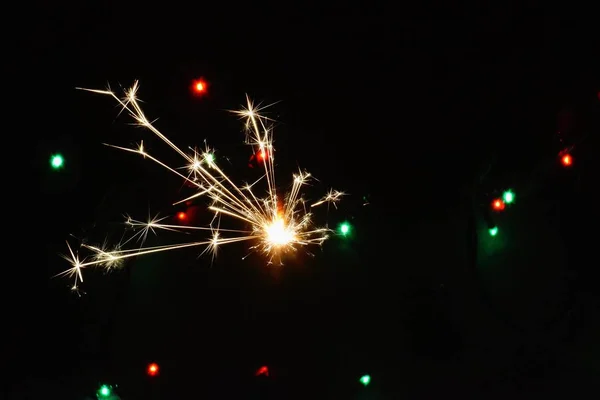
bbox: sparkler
[57,81,344,291]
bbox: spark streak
[59,81,343,290]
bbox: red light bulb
[191,79,208,96]
[147,362,159,377]
[255,365,269,377]
[190,78,208,97]
[561,153,573,167]
[491,198,505,212]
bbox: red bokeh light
[147,363,159,377]
[191,79,208,96]
[177,211,187,221]
[561,153,573,167]
[248,150,269,168]
[256,150,267,161]
[255,365,269,377]
[491,198,505,212]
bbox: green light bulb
[338,222,351,236]
[98,384,111,397]
[50,154,64,169]
[359,374,371,386]
[502,190,514,204]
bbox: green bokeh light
[488,226,498,236]
[338,222,351,236]
[50,154,64,169]
[502,190,514,204]
[359,374,371,386]
[98,384,111,397]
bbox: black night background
[8,2,600,398]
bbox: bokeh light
[359,374,371,386]
[502,190,515,204]
[98,384,111,397]
[338,222,351,236]
[50,154,64,169]
[561,153,573,167]
[147,362,159,377]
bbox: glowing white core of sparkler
[265,218,295,246]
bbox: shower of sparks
[58,81,344,290]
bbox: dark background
[8,1,600,398]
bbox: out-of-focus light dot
[192,79,208,95]
[359,374,371,386]
[491,198,505,211]
[147,362,159,377]
[339,222,351,236]
[177,212,187,220]
[50,154,64,169]
[561,153,573,167]
[98,385,111,397]
[489,226,498,236]
[502,190,515,204]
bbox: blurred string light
[484,189,513,236]
[560,153,573,167]
[97,384,112,398]
[484,146,578,231]
[338,221,352,236]
[256,149,268,162]
[491,198,505,212]
[488,190,513,215]
[359,374,371,386]
[50,153,64,170]
[502,190,515,205]
[192,78,208,96]
[468,89,596,342]
[147,362,159,377]
[248,149,268,168]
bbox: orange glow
[147,363,159,377]
[191,79,208,96]
[177,212,187,220]
[561,153,573,167]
